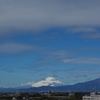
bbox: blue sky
[0,0,100,87]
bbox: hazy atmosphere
[0,0,100,88]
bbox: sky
[0,0,100,88]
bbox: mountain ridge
[1,78,100,92]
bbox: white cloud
[21,82,34,87]
[63,57,100,65]
[21,77,64,87]
[82,33,100,39]
[0,42,39,54]
[66,27,98,33]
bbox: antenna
[92,87,96,93]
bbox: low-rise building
[83,92,100,100]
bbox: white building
[83,92,100,100]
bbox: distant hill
[1,78,100,92]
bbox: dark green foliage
[0,92,84,100]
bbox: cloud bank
[0,0,100,36]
